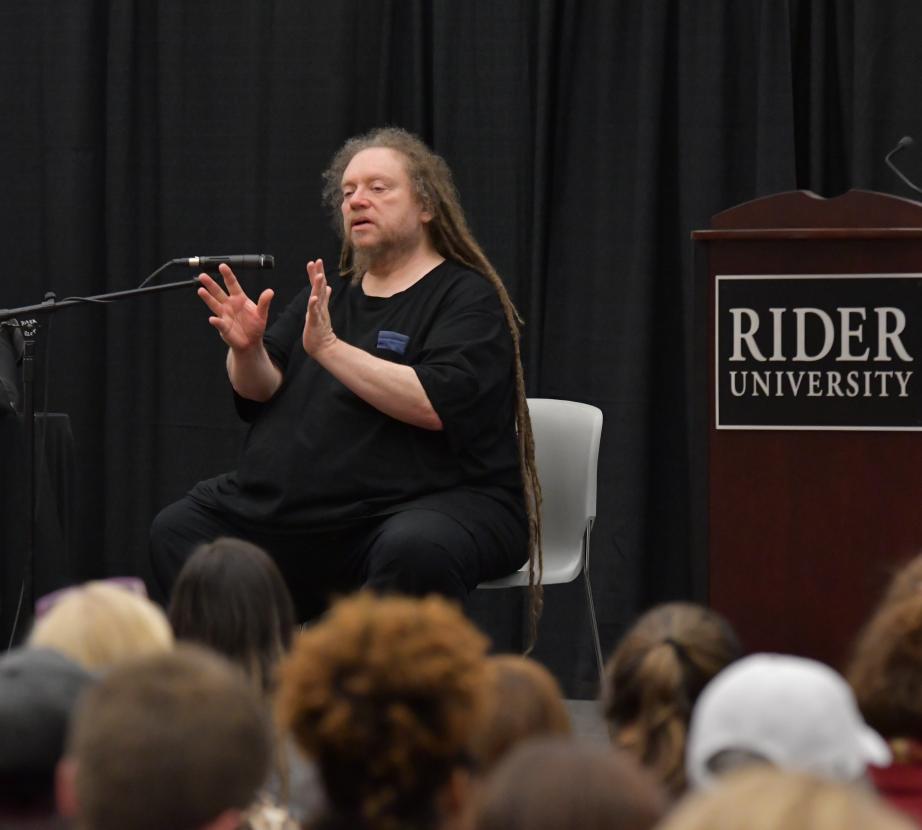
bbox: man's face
[340,147,432,263]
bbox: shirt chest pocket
[375,330,411,363]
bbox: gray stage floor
[565,698,609,744]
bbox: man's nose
[348,189,370,207]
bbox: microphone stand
[885,136,922,196]
[0,273,205,648]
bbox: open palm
[197,263,274,351]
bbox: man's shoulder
[430,260,498,302]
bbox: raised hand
[302,259,337,357]
[197,263,274,352]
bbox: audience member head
[657,766,915,830]
[602,602,741,796]
[685,653,890,790]
[468,737,665,830]
[58,645,273,830]
[276,592,489,830]
[29,580,173,671]
[878,552,922,607]
[168,536,297,694]
[848,594,922,743]
[470,654,570,770]
[0,647,93,821]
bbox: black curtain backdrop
[3,0,922,696]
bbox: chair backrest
[528,398,603,583]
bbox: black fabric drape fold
[3,0,922,694]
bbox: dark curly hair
[322,127,544,645]
[275,593,489,830]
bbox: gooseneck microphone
[174,254,276,269]
[885,136,922,196]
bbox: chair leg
[582,568,605,690]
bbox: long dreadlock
[322,127,544,646]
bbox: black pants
[149,496,490,621]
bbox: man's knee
[149,501,178,552]
[148,499,221,603]
[362,513,478,600]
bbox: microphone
[885,136,922,196]
[175,254,276,269]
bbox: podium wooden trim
[695,228,922,240]
[691,189,922,669]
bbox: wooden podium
[692,190,922,669]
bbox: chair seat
[478,543,586,589]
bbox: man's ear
[55,757,79,819]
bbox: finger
[197,273,229,303]
[307,294,327,326]
[307,264,325,298]
[314,287,332,324]
[207,315,230,336]
[306,259,327,287]
[317,284,332,313]
[255,288,275,320]
[197,285,228,316]
[219,263,243,295]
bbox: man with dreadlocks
[150,127,542,625]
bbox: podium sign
[692,190,922,668]
[716,273,922,430]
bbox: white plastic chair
[478,397,605,683]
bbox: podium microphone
[175,254,276,269]
[885,136,922,196]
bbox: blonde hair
[29,581,173,670]
[471,654,571,770]
[322,127,543,644]
[603,602,741,797]
[657,767,914,830]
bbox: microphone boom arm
[0,276,205,322]
[885,136,922,196]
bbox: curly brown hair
[322,127,544,644]
[877,552,922,608]
[275,593,489,830]
[848,595,922,741]
[602,602,741,798]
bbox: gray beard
[350,229,421,277]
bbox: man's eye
[342,190,354,199]
[372,185,387,193]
